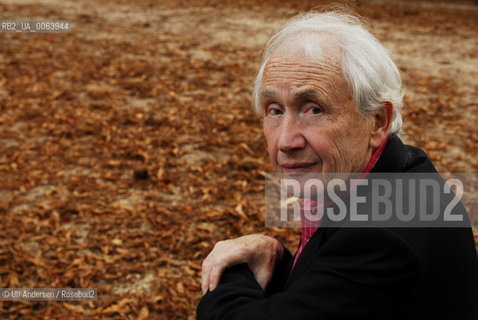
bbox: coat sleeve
[197,228,420,320]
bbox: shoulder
[373,135,437,173]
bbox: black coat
[197,136,478,319]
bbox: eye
[266,103,283,116]
[307,106,322,114]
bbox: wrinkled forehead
[267,31,343,69]
[262,33,348,95]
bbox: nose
[277,113,306,153]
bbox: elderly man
[197,12,478,319]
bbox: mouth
[279,162,317,173]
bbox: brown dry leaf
[177,282,185,294]
[234,204,248,220]
[62,303,86,314]
[137,306,149,320]
[101,298,135,315]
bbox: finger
[201,264,209,295]
[201,257,214,295]
[201,241,224,295]
[208,261,225,292]
[253,265,273,290]
[201,239,250,293]
[248,245,277,290]
[208,250,249,292]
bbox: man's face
[261,49,375,174]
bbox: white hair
[252,11,404,135]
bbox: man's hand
[201,234,283,295]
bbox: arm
[201,234,290,294]
[197,228,420,320]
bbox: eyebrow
[293,89,321,101]
[260,89,320,100]
[260,90,275,100]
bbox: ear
[369,101,393,148]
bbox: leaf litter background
[0,0,477,318]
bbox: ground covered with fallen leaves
[1,0,477,318]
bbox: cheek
[306,130,339,159]
[263,123,277,157]
[339,123,373,164]
[346,122,372,149]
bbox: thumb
[250,264,273,290]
